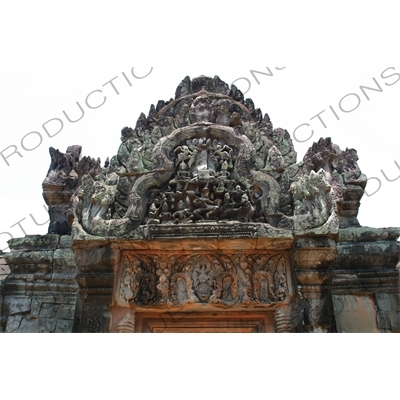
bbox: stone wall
[0,251,11,332]
[0,236,78,333]
[330,227,400,333]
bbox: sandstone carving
[1,75,398,334]
[117,253,291,307]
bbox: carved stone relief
[80,302,108,333]
[117,252,291,307]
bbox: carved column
[294,236,337,333]
[275,302,305,333]
[116,310,136,333]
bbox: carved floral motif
[80,302,108,333]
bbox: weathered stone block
[31,299,42,318]
[39,303,58,319]
[377,311,391,330]
[7,298,32,315]
[8,235,59,251]
[38,318,57,333]
[56,306,74,320]
[53,248,76,271]
[333,295,380,333]
[375,293,392,312]
[19,317,40,333]
[5,315,23,333]
[55,319,73,333]
[390,312,400,331]
[59,236,72,249]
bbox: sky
[1,67,399,251]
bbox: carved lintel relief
[116,252,292,308]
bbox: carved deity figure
[173,200,192,224]
[177,278,188,303]
[259,277,270,302]
[263,146,285,178]
[192,261,214,303]
[192,188,218,221]
[138,277,153,305]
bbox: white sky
[0,67,399,251]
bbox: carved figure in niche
[118,256,158,305]
[185,137,231,180]
[178,161,191,178]
[189,96,215,123]
[259,277,269,302]
[159,202,172,224]
[222,276,234,301]
[121,267,134,302]
[149,189,167,207]
[215,105,231,126]
[127,147,147,174]
[137,277,154,305]
[236,255,254,305]
[212,141,233,171]
[218,160,231,178]
[263,146,285,179]
[170,273,198,305]
[165,187,176,210]
[221,192,235,220]
[232,193,255,223]
[156,260,171,303]
[210,273,238,305]
[105,207,112,220]
[192,187,219,221]
[126,191,142,219]
[231,185,246,204]
[213,180,227,199]
[148,203,160,224]
[177,278,188,303]
[274,265,288,301]
[253,272,273,304]
[192,259,214,303]
[220,275,239,305]
[173,200,192,224]
[175,145,192,166]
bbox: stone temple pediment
[49,75,348,240]
[1,75,399,333]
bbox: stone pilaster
[116,309,136,333]
[73,242,119,333]
[294,236,337,333]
